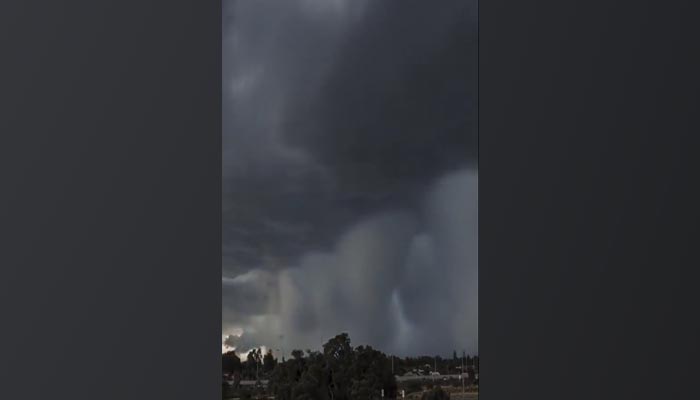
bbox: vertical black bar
[0,1,221,399]
[480,0,700,399]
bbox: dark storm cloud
[223,0,477,356]
[223,0,476,274]
[223,0,355,276]
[285,0,478,193]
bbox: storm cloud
[223,0,477,357]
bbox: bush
[421,387,450,400]
[404,380,423,394]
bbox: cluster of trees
[222,347,278,382]
[269,333,396,400]
[222,332,478,399]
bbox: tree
[323,333,354,400]
[269,332,397,400]
[222,351,242,375]
[292,349,305,360]
[292,351,327,400]
[244,349,263,380]
[322,333,353,362]
[270,350,307,400]
[264,349,277,374]
[352,345,397,399]
[421,387,450,400]
[245,351,256,380]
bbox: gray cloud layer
[223,0,477,356]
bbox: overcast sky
[222,0,477,357]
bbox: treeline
[222,347,277,382]
[223,333,478,399]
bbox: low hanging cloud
[222,0,477,356]
[223,171,477,356]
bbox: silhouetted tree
[421,387,450,400]
[269,333,397,400]
[264,348,277,374]
[222,351,242,375]
[292,349,304,360]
